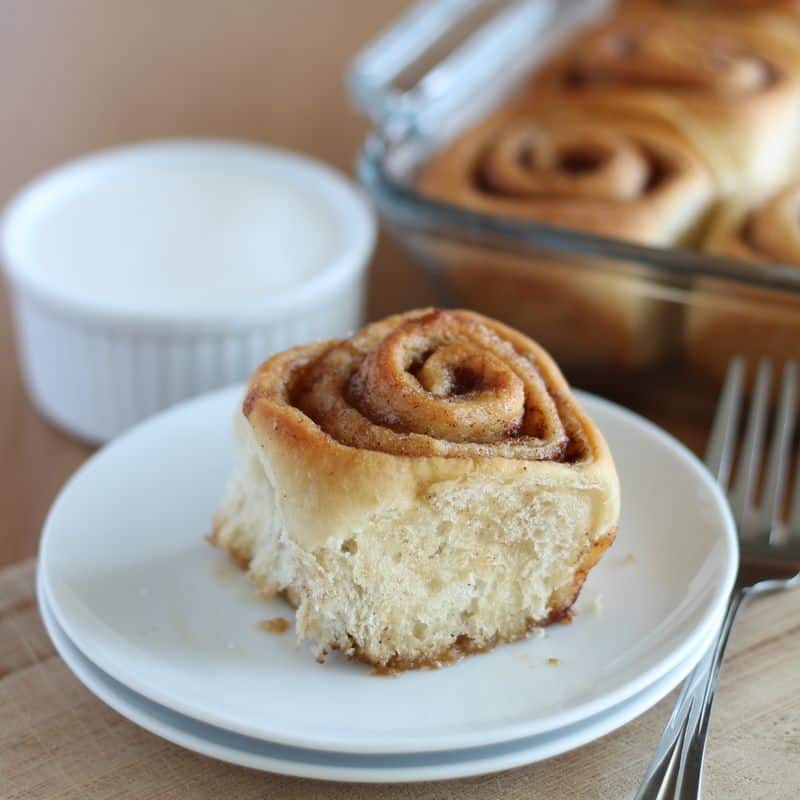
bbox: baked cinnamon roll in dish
[420,102,714,245]
[418,103,712,370]
[531,7,800,201]
[687,182,800,382]
[211,309,620,671]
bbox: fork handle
[635,589,748,800]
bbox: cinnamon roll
[417,103,710,370]
[420,103,714,245]
[211,309,620,670]
[531,7,800,200]
[687,182,800,382]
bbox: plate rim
[40,383,738,754]
[38,567,720,783]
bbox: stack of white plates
[38,385,737,783]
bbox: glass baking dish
[350,0,800,444]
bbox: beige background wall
[0,0,431,317]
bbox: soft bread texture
[529,6,800,202]
[687,182,800,384]
[211,309,620,670]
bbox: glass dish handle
[348,0,606,138]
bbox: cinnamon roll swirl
[532,7,800,200]
[419,104,713,245]
[211,309,620,670]
[687,182,800,383]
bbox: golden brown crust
[240,309,618,551]
[419,101,714,245]
[244,308,605,463]
[294,310,571,459]
[529,7,800,199]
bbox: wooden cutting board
[2,558,798,799]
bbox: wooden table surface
[1,3,796,798]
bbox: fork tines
[707,359,799,545]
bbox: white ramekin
[2,140,376,443]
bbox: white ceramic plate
[40,385,737,755]
[39,571,720,783]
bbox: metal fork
[636,359,800,799]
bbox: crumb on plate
[259,617,290,634]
